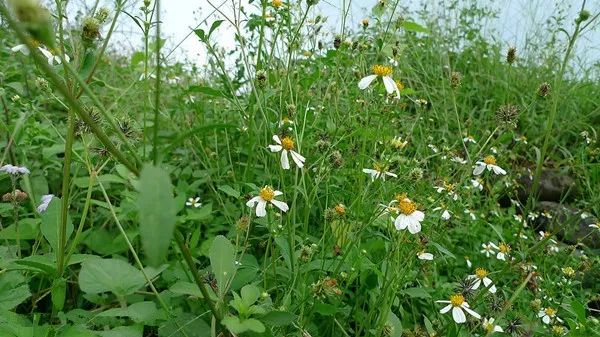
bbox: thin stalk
[153,0,161,165]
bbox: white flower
[36,194,54,213]
[433,206,451,220]
[417,251,433,260]
[463,136,477,144]
[482,317,503,333]
[480,242,498,258]
[184,95,196,104]
[437,294,481,324]
[246,186,289,217]
[468,268,497,293]
[470,179,483,191]
[465,256,472,268]
[393,197,425,234]
[496,243,511,261]
[538,308,562,325]
[268,135,305,170]
[362,164,397,181]
[0,164,30,175]
[12,44,69,65]
[186,197,202,208]
[464,209,477,220]
[428,144,439,153]
[358,64,400,98]
[451,156,467,164]
[473,155,506,175]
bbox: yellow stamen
[475,268,489,279]
[334,204,346,216]
[373,163,385,172]
[372,64,393,77]
[395,80,404,90]
[443,181,455,191]
[398,198,416,215]
[450,294,464,306]
[545,308,556,316]
[498,243,511,254]
[259,186,275,201]
[281,136,294,150]
[272,0,282,8]
[483,155,497,165]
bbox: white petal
[270,199,289,213]
[412,210,425,222]
[382,76,400,98]
[407,219,422,234]
[11,44,29,55]
[418,252,433,260]
[394,215,408,230]
[384,171,398,178]
[483,277,493,287]
[273,190,283,196]
[246,196,261,207]
[268,145,283,152]
[436,300,451,303]
[472,164,486,175]
[488,284,497,293]
[256,200,267,217]
[462,305,481,319]
[542,315,550,324]
[452,307,466,323]
[537,311,545,318]
[494,326,503,332]
[471,279,481,289]
[272,135,282,145]
[280,150,290,169]
[440,304,452,314]
[358,74,377,90]
[492,165,507,175]
[290,150,305,168]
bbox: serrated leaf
[136,166,177,267]
[209,235,237,298]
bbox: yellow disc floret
[545,307,557,316]
[395,80,404,90]
[259,186,275,201]
[334,204,346,216]
[398,198,417,215]
[372,64,393,77]
[483,155,497,165]
[498,243,511,253]
[475,268,489,279]
[450,294,465,307]
[281,136,295,150]
[272,0,282,8]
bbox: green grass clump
[0,0,599,336]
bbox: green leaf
[313,302,337,316]
[0,273,31,311]
[97,325,143,337]
[217,185,240,199]
[401,287,431,299]
[99,302,163,325]
[169,281,203,298]
[40,198,74,257]
[402,21,429,33]
[158,312,210,337]
[240,284,260,307]
[78,258,162,297]
[431,242,456,259]
[222,316,265,334]
[193,28,206,43]
[568,300,587,322]
[209,235,237,298]
[136,166,177,267]
[261,311,296,327]
[188,85,228,98]
[208,20,224,38]
[51,277,66,311]
[386,311,402,337]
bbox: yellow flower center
[27,38,41,48]
[475,268,489,279]
[272,0,282,7]
[542,231,551,238]
[398,198,416,215]
[450,294,464,306]
[484,322,494,332]
[281,136,294,150]
[498,243,511,253]
[443,181,455,191]
[259,186,275,201]
[372,64,393,77]
[483,155,497,165]
[334,204,346,216]
[373,163,385,172]
[562,267,575,277]
[545,308,556,316]
[395,80,405,90]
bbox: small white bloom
[246,186,289,217]
[473,155,506,175]
[268,135,305,169]
[470,179,483,191]
[464,209,477,220]
[417,251,433,260]
[465,256,472,268]
[362,164,397,181]
[358,64,400,98]
[480,242,498,258]
[538,308,562,325]
[451,156,467,164]
[463,136,477,144]
[0,164,30,175]
[36,194,54,213]
[428,144,439,153]
[437,294,481,324]
[433,206,451,220]
[186,197,202,208]
[468,268,497,293]
[496,243,511,261]
[393,198,425,234]
[482,317,503,334]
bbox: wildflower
[417,251,433,260]
[496,243,511,261]
[482,317,503,334]
[36,194,54,213]
[433,206,452,220]
[186,197,202,208]
[473,155,506,176]
[451,156,467,164]
[272,0,283,8]
[481,242,498,258]
[390,136,408,149]
[436,181,458,200]
[393,197,425,234]
[468,268,497,293]
[0,164,30,175]
[495,104,520,128]
[2,190,28,202]
[470,178,484,191]
[552,325,567,336]
[312,277,342,298]
[427,144,439,153]
[334,203,346,216]
[450,71,461,88]
[246,186,289,217]
[561,266,575,278]
[580,131,592,144]
[515,135,528,144]
[437,294,481,323]
[184,95,196,104]
[268,135,306,169]
[537,82,551,97]
[362,163,397,181]
[463,135,476,144]
[538,307,562,325]
[465,256,472,268]
[11,43,69,65]
[464,208,477,220]
[358,64,400,98]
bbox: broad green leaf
[313,302,337,316]
[386,311,402,337]
[97,325,143,337]
[401,287,431,299]
[208,20,224,37]
[217,185,240,198]
[209,235,237,298]
[99,302,162,325]
[78,258,162,297]
[136,166,177,267]
[169,281,203,298]
[58,326,100,337]
[158,312,210,337]
[0,273,31,311]
[402,21,429,33]
[222,316,265,334]
[261,311,296,327]
[40,198,74,257]
[240,284,260,307]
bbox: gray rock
[517,170,578,203]
[532,201,599,249]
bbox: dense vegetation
[0,0,599,336]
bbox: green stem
[153,0,161,165]
[56,109,75,276]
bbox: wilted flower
[417,251,433,260]
[537,82,551,97]
[506,46,516,64]
[482,317,503,334]
[495,104,520,128]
